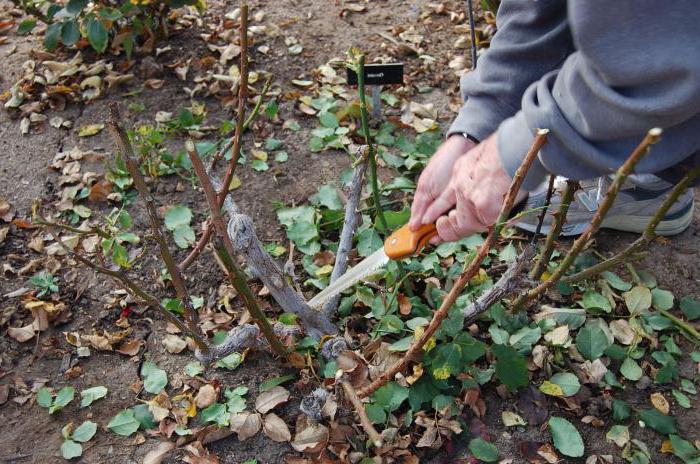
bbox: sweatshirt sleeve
[447,0,572,142]
[499,0,700,190]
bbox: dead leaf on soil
[163,334,187,354]
[117,339,143,356]
[195,384,217,409]
[7,324,35,342]
[230,411,262,441]
[291,417,328,454]
[650,392,670,415]
[263,413,291,442]
[255,386,289,414]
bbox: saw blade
[307,248,390,309]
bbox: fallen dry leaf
[291,421,329,453]
[195,384,217,409]
[116,339,143,356]
[230,411,262,441]
[7,324,35,342]
[263,413,291,442]
[255,386,289,414]
[162,334,187,354]
[650,392,670,415]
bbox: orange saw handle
[384,223,438,260]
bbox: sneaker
[516,174,695,237]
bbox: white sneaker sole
[516,199,694,237]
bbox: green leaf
[274,151,288,162]
[430,343,462,379]
[651,288,674,311]
[623,286,652,314]
[669,434,700,462]
[680,297,700,321]
[672,389,691,409]
[216,352,243,370]
[372,382,408,412]
[620,357,643,381]
[498,243,517,263]
[365,403,386,424]
[50,387,75,414]
[86,18,108,53]
[80,386,108,407]
[44,23,62,50]
[575,326,610,361]
[65,0,88,14]
[612,399,631,422]
[172,224,195,248]
[200,403,228,426]
[260,375,296,392]
[318,111,339,128]
[98,7,122,20]
[265,138,283,151]
[581,291,612,313]
[140,361,167,394]
[61,20,80,46]
[602,271,631,291]
[164,205,192,230]
[492,344,528,390]
[107,410,140,436]
[251,159,269,171]
[454,333,486,363]
[37,387,53,408]
[549,373,581,397]
[72,421,97,442]
[356,228,383,257]
[184,361,205,377]
[639,408,677,434]
[468,438,499,462]
[548,417,584,457]
[17,19,37,35]
[132,404,157,429]
[61,440,83,460]
[310,184,343,210]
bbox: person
[408,0,699,243]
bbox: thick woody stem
[106,103,204,343]
[340,379,382,448]
[529,180,578,281]
[357,129,549,398]
[322,148,369,319]
[562,164,700,284]
[187,143,288,358]
[520,128,662,305]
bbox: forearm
[448,0,572,140]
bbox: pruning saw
[306,223,438,309]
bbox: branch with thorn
[357,129,549,398]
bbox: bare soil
[0,1,698,463]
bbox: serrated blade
[307,248,390,309]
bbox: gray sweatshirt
[448,0,700,190]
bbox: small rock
[636,375,652,390]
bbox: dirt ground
[0,1,698,463]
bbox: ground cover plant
[1,1,699,463]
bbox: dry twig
[340,379,382,448]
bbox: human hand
[427,133,527,243]
[408,134,476,231]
